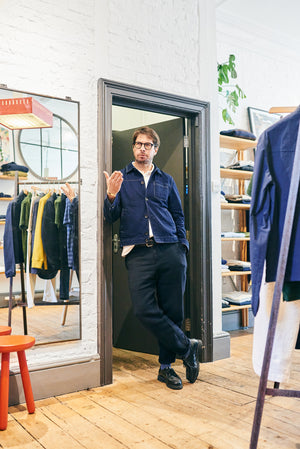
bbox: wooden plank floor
[1,329,299,448]
[0,304,80,344]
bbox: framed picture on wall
[248,107,282,139]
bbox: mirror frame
[0,85,81,344]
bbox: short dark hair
[132,127,160,148]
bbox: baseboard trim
[213,331,230,361]
[9,359,101,406]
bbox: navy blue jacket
[4,202,16,278]
[104,163,189,249]
[250,106,300,315]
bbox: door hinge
[184,135,189,148]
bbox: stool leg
[17,351,35,414]
[0,352,10,431]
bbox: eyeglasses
[134,141,155,150]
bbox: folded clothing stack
[226,259,251,271]
[220,129,256,141]
[222,299,231,308]
[222,291,252,305]
[226,160,254,172]
[0,162,29,173]
[225,193,251,204]
[221,231,249,238]
[221,258,230,272]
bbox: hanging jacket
[31,192,51,269]
[250,106,300,315]
[41,193,60,269]
[3,202,16,278]
[11,191,26,264]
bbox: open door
[112,109,186,354]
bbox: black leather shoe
[157,368,183,390]
[183,339,202,383]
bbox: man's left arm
[168,178,189,251]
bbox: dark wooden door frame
[98,79,212,386]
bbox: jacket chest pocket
[154,182,168,201]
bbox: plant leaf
[229,54,235,64]
[235,84,246,99]
[222,108,235,125]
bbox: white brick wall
[0,0,99,367]
[95,0,222,333]
[0,0,220,371]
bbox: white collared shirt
[121,163,154,257]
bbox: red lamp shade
[0,97,53,130]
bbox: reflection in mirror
[0,87,80,345]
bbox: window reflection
[19,115,78,179]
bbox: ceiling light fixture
[0,97,53,130]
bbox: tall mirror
[0,87,80,344]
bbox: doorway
[112,108,186,354]
[99,79,212,385]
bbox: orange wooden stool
[0,335,35,430]
[0,326,12,336]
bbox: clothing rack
[8,178,79,332]
[250,108,300,448]
[18,180,78,185]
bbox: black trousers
[125,242,190,364]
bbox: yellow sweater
[31,192,51,269]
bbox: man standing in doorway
[104,126,202,390]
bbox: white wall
[96,0,222,336]
[0,0,99,368]
[0,0,221,375]
[216,6,300,131]
[216,4,300,329]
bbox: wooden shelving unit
[220,134,257,151]
[221,203,250,210]
[220,135,255,328]
[222,271,251,277]
[220,168,253,180]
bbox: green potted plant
[218,54,246,125]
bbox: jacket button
[141,181,144,184]
[145,198,148,201]
[145,215,148,219]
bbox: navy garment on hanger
[3,202,16,278]
[41,193,60,270]
[250,107,300,315]
[11,191,27,264]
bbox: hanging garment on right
[250,106,300,315]
[250,106,300,381]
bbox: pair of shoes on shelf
[183,339,202,383]
[157,367,183,390]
